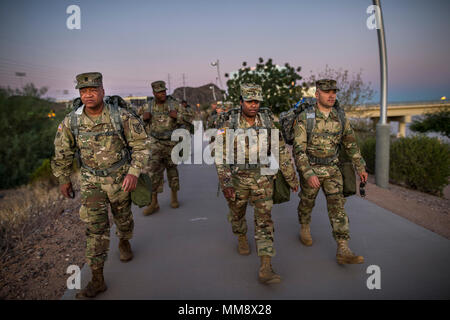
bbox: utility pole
[210,59,223,90]
[209,85,216,101]
[182,73,186,100]
[167,73,171,95]
[373,0,390,189]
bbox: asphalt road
[62,159,450,300]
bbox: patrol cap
[151,80,167,93]
[75,72,103,89]
[240,83,263,102]
[315,79,339,91]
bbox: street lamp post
[210,60,223,90]
[373,0,390,189]
[209,85,216,101]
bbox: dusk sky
[0,0,449,102]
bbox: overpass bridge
[345,101,449,137]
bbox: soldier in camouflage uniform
[223,101,233,113]
[292,79,368,264]
[216,84,299,284]
[51,72,149,298]
[181,100,194,120]
[207,101,225,129]
[136,81,193,215]
[181,100,190,109]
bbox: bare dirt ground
[0,191,85,300]
[363,175,450,239]
[0,175,449,300]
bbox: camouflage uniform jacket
[292,104,366,180]
[136,97,193,139]
[52,103,149,185]
[204,109,215,128]
[208,111,226,129]
[216,112,298,190]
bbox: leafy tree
[306,65,374,109]
[410,108,450,139]
[0,84,63,188]
[225,57,304,114]
[0,82,48,98]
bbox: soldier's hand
[291,185,299,193]
[359,171,368,183]
[169,110,178,119]
[223,187,235,201]
[307,176,321,189]
[60,182,74,199]
[143,112,151,122]
[122,174,138,192]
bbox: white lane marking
[190,217,208,222]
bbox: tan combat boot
[258,256,281,284]
[170,189,179,208]
[299,224,313,246]
[143,193,159,216]
[237,234,250,255]
[119,239,133,262]
[76,267,107,299]
[336,239,364,264]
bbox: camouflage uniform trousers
[79,168,134,269]
[147,136,179,193]
[297,164,350,240]
[227,170,276,257]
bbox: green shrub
[390,135,450,196]
[360,137,376,174]
[0,94,65,188]
[351,118,375,142]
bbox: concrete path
[63,161,450,300]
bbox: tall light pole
[373,0,390,189]
[210,59,223,90]
[209,85,216,101]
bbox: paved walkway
[63,161,450,300]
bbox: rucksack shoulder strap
[149,97,176,114]
[334,105,347,137]
[305,105,316,144]
[106,98,127,147]
[230,108,240,129]
[258,107,273,128]
[149,97,156,114]
[70,104,84,143]
[167,96,178,111]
